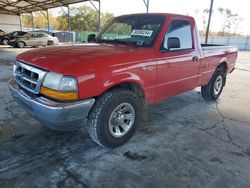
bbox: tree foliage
[21,6,114,32]
[21,11,57,29]
[217,8,243,36]
[197,7,243,36]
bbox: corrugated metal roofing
[0,0,98,15]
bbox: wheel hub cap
[214,75,223,95]
[108,103,135,138]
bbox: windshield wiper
[114,39,145,47]
[113,39,134,45]
[97,39,141,46]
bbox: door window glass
[163,20,193,51]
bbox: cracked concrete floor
[0,46,250,188]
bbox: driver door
[155,19,201,101]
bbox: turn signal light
[40,86,78,100]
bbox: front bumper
[9,79,95,130]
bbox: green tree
[55,13,69,31]
[101,12,113,27]
[58,6,114,32]
[21,11,57,29]
[22,6,114,32]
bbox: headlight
[59,76,78,91]
[41,72,78,100]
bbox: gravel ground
[0,46,250,188]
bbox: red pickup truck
[9,13,237,148]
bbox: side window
[163,20,193,51]
[12,32,18,36]
[32,34,38,38]
[38,33,45,37]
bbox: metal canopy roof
[0,0,99,15]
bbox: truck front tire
[87,89,141,148]
[201,68,226,101]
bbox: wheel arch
[217,61,228,73]
[17,41,26,47]
[105,81,146,99]
[100,81,148,121]
[1,38,9,44]
[216,61,228,86]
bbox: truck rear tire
[201,68,226,101]
[87,89,141,148]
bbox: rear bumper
[8,40,16,46]
[9,79,95,130]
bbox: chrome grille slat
[14,61,47,94]
[18,73,38,84]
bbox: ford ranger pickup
[9,13,238,148]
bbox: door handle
[192,56,199,62]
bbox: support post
[146,0,149,13]
[46,9,49,33]
[143,0,149,13]
[89,0,101,31]
[68,5,71,42]
[31,12,34,31]
[205,0,214,44]
[98,0,101,32]
[19,14,22,31]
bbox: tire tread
[87,89,140,148]
[201,68,225,101]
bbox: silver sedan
[9,32,59,48]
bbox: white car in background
[9,32,59,48]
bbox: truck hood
[17,43,149,76]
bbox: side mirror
[167,37,180,49]
[87,34,96,43]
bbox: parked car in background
[0,31,27,45]
[9,32,59,48]
[0,29,5,37]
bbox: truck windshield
[96,15,165,47]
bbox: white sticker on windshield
[131,30,153,37]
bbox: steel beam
[205,0,214,44]
[89,0,101,31]
[47,9,50,33]
[31,12,34,31]
[40,10,47,18]
[98,0,101,32]
[68,5,71,42]
[19,14,22,31]
[60,6,67,15]
[143,0,149,13]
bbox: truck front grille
[14,61,47,94]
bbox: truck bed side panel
[198,46,237,86]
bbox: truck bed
[200,43,238,79]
